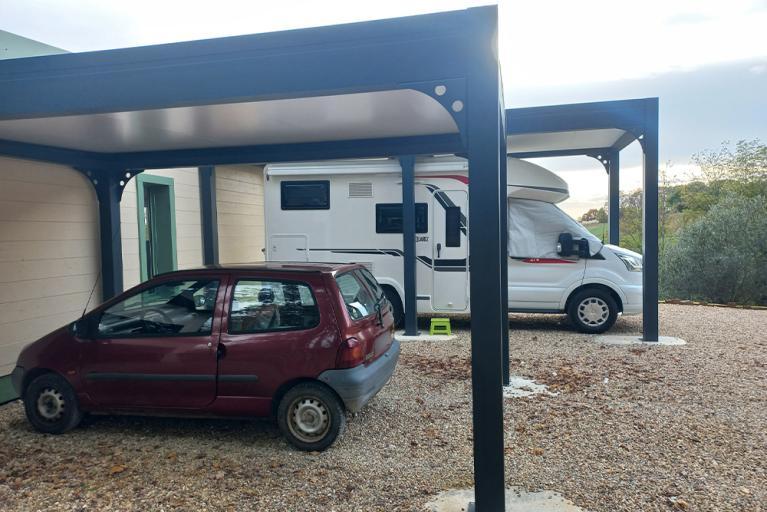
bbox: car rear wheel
[568,288,619,334]
[277,382,345,451]
[23,373,83,434]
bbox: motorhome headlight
[616,253,642,272]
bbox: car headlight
[616,253,642,272]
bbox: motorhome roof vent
[348,182,373,198]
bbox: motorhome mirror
[577,239,590,258]
[557,233,574,257]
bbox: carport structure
[0,7,508,511]
[506,98,660,342]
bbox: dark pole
[642,99,660,341]
[91,169,125,301]
[198,166,219,266]
[400,155,419,336]
[499,120,510,387]
[466,7,506,511]
[608,150,620,246]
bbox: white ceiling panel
[507,128,627,154]
[0,89,458,153]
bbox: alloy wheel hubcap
[289,397,330,442]
[36,388,65,421]
[578,297,609,326]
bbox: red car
[11,263,399,451]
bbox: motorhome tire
[568,288,618,334]
[382,286,404,328]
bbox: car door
[216,273,339,416]
[80,276,224,409]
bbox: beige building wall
[120,168,204,290]
[0,157,100,375]
[216,165,265,264]
[0,162,265,375]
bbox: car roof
[157,261,363,276]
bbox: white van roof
[265,155,569,203]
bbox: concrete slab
[395,330,457,342]
[503,376,558,398]
[425,488,586,512]
[595,335,687,346]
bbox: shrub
[660,194,767,304]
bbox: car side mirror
[72,316,96,340]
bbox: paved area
[0,305,764,511]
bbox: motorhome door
[268,234,308,261]
[430,189,468,310]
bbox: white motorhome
[264,156,643,333]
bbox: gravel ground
[0,304,765,512]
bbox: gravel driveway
[0,305,765,511]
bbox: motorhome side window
[375,203,428,234]
[280,180,330,210]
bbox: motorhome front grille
[348,182,373,198]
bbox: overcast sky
[2,0,766,215]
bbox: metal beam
[466,7,505,511]
[0,9,480,122]
[106,134,464,170]
[506,99,649,136]
[198,166,219,266]
[642,100,660,341]
[608,151,620,245]
[399,156,418,336]
[507,147,613,160]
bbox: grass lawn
[586,222,608,241]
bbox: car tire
[23,373,83,435]
[568,288,619,334]
[382,286,404,328]
[277,382,346,451]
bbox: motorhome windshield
[508,199,601,258]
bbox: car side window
[97,279,220,337]
[335,272,376,321]
[356,268,384,300]
[229,280,319,333]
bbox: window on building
[229,280,319,333]
[375,203,428,233]
[280,180,330,210]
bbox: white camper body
[264,156,643,333]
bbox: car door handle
[217,343,227,359]
[437,243,442,258]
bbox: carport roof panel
[0,89,458,153]
[506,128,626,154]
[0,7,488,159]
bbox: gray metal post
[92,170,125,300]
[608,151,620,245]
[198,166,219,266]
[466,8,506,511]
[400,156,419,336]
[642,99,660,341]
[499,120,510,387]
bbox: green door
[136,174,177,281]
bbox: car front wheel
[568,288,619,334]
[23,373,83,434]
[277,382,345,451]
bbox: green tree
[661,194,767,304]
